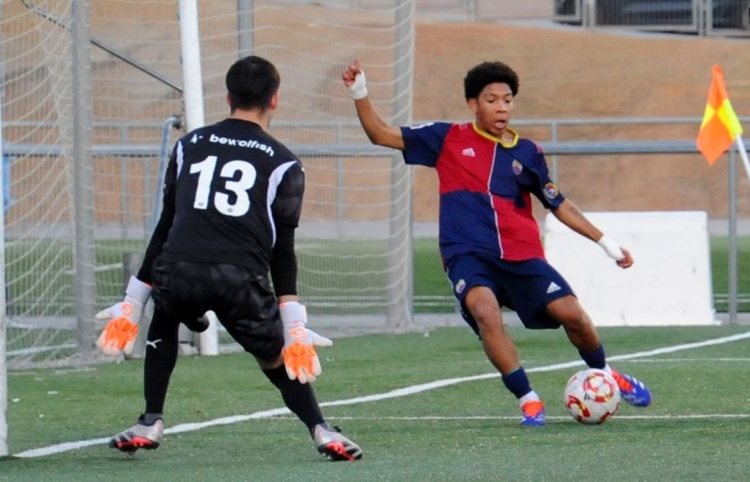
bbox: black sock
[143,311,180,414]
[262,365,325,435]
[141,413,163,425]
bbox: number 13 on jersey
[190,155,257,217]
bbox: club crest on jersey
[544,182,559,199]
[455,279,466,294]
[512,160,523,175]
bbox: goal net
[0,0,416,370]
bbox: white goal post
[544,211,718,326]
[1,69,7,456]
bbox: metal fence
[554,0,750,36]
[278,0,750,34]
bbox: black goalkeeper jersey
[138,118,304,284]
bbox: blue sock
[579,343,606,369]
[501,367,533,399]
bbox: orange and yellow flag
[696,65,744,165]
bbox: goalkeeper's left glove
[95,276,152,356]
[280,301,333,384]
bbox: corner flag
[696,65,744,165]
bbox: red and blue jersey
[400,121,564,263]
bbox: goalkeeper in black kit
[95,55,362,461]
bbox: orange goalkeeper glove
[95,276,151,356]
[280,301,333,384]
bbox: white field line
[277,414,750,421]
[13,330,750,458]
[624,358,750,363]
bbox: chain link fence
[554,0,749,35]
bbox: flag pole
[735,135,750,185]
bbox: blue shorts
[445,253,574,334]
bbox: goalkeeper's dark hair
[463,61,519,100]
[226,56,281,112]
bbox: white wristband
[279,301,307,325]
[349,72,368,100]
[597,235,624,261]
[125,276,152,304]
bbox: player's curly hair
[226,55,281,112]
[463,61,519,100]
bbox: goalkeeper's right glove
[280,301,333,384]
[95,276,152,356]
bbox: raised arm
[551,199,634,269]
[342,60,405,150]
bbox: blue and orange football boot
[609,369,652,407]
[520,400,546,427]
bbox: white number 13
[190,155,257,217]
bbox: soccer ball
[563,368,621,425]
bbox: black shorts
[446,253,574,334]
[150,258,283,361]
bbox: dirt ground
[409,21,750,221]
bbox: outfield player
[95,55,362,461]
[342,60,651,426]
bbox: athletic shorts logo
[546,282,561,294]
[146,339,162,349]
[544,182,559,199]
[455,279,466,294]
[512,160,523,175]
